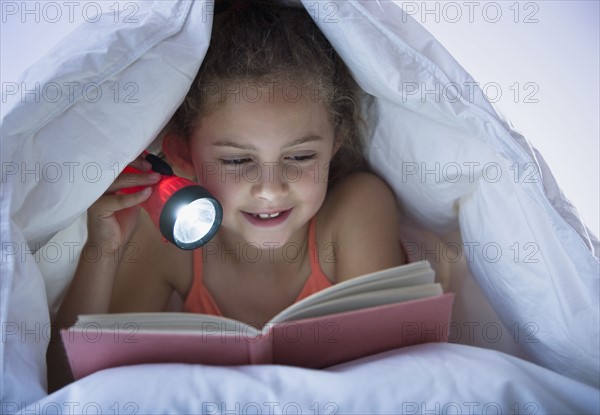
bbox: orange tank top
[183,216,333,316]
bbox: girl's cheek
[300,160,330,187]
[282,163,306,183]
[195,161,226,187]
[297,164,329,201]
[193,160,207,184]
[201,165,246,201]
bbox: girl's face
[188,85,337,248]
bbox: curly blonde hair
[169,0,365,185]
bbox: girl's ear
[162,132,195,178]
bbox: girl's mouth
[254,212,281,219]
[242,208,292,227]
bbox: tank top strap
[294,216,333,302]
[183,247,223,315]
[308,215,320,266]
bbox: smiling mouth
[253,212,281,219]
[243,208,292,226]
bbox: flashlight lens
[173,199,217,245]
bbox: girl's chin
[216,220,307,249]
[236,232,294,250]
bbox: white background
[415,1,599,237]
[1,1,598,236]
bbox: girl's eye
[287,154,316,162]
[221,158,251,165]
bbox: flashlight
[122,154,222,250]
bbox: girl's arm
[48,156,161,391]
[325,172,406,282]
[52,157,161,327]
[108,209,183,313]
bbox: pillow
[20,344,600,414]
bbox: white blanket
[1,0,598,409]
[15,344,600,415]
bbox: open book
[61,260,454,380]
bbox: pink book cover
[60,327,270,380]
[269,293,455,367]
[61,293,454,380]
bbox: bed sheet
[13,344,599,415]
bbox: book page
[76,312,260,337]
[268,261,436,324]
[272,283,443,323]
[74,261,435,334]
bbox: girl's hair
[169,0,365,185]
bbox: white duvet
[16,344,600,414]
[1,0,598,412]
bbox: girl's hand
[86,155,161,258]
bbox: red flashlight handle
[121,153,174,194]
[119,160,196,232]
[115,155,221,249]
[120,165,153,194]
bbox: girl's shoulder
[317,172,405,282]
[323,171,396,210]
[319,171,398,229]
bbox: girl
[53,0,404,358]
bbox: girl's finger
[105,172,161,194]
[93,187,153,216]
[129,155,153,172]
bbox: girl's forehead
[191,89,335,147]
[200,79,333,109]
[198,79,331,114]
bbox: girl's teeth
[256,212,280,219]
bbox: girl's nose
[251,163,288,201]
